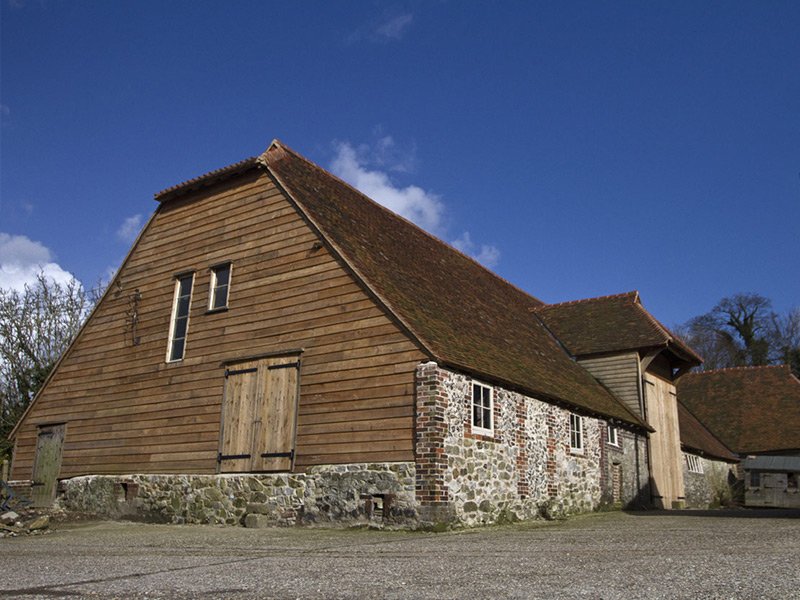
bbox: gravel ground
[1,509,799,599]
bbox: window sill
[205,307,229,315]
[569,448,585,456]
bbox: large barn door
[31,424,65,507]
[218,357,299,473]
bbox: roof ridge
[154,156,259,201]
[261,140,546,306]
[687,364,790,376]
[533,290,638,310]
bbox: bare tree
[678,293,800,376]
[770,307,800,375]
[0,273,93,459]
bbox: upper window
[167,273,194,362]
[471,382,493,435]
[607,424,619,447]
[208,263,231,311]
[569,413,584,453]
[685,454,704,474]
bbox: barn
[10,140,703,527]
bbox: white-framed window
[471,382,493,435]
[685,453,704,474]
[167,272,194,362]
[607,424,619,447]
[569,413,583,453]
[208,262,232,311]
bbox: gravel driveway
[2,509,798,599]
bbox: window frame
[606,424,620,447]
[207,262,232,312]
[471,381,494,436]
[166,272,195,363]
[569,413,584,454]
[685,453,704,474]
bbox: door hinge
[224,367,258,378]
[260,450,295,460]
[218,453,252,462]
[267,362,300,370]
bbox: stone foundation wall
[57,462,417,527]
[416,362,608,526]
[683,454,735,508]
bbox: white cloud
[451,232,501,268]
[0,233,77,291]
[330,137,502,269]
[347,12,414,44]
[331,141,444,233]
[374,13,413,40]
[116,214,143,243]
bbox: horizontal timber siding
[12,172,426,479]
[577,353,641,419]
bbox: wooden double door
[218,356,300,473]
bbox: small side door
[31,424,65,507]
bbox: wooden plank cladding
[11,172,427,479]
[577,353,642,419]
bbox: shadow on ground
[624,507,800,519]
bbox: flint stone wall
[683,454,735,508]
[57,462,417,527]
[603,429,651,509]
[417,362,606,527]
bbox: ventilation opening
[362,493,394,522]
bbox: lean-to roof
[677,402,738,462]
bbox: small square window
[607,425,619,447]
[209,263,231,311]
[471,382,493,435]
[570,413,583,453]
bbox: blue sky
[1,1,798,327]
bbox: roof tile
[677,365,800,453]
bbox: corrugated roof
[534,291,702,364]
[255,141,647,428]
[677,402,738,462]
[742,455,800,472]
[678,365,800,454]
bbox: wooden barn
[9,141,702,526]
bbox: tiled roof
[677,365,800,454]
[534,291,702,364]
[155,157,259,202]
[677,402,738,462]
[255,141,647,427]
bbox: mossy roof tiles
[677,365,800,454]
[534,291,702,364]
[677,402,738,462]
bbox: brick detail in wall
[546,412,558,498]
[516,398,529,499]
[414,362,449,507]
